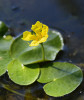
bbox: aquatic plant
[0,21,83,97]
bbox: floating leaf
[0,21,8,36]
[7,59,40,85]
[37,62,83,97]
[10,29,64,65]
[0,35,13,76]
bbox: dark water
[0,0,84,100]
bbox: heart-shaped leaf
[7,59,40,85]
[10,29,64,65]
[0,35,13,76]
[37,62,83,97]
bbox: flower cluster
[22,21,49,46]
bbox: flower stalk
[41,43,45,61]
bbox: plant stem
[41,43,45,61]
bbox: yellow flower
[22,21,49,46]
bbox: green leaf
[37,62,83,97]
[0,21,8,36]
[7,59,40,85]
[0,35,13,76]
[10,29,64,65]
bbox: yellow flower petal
[22,31,36,41]
[41,24,49,37]
[31,22,42,38]
[29,40,39,46]
[22,21,49,46]
[31,21,42,32]
[39,35,48,43]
